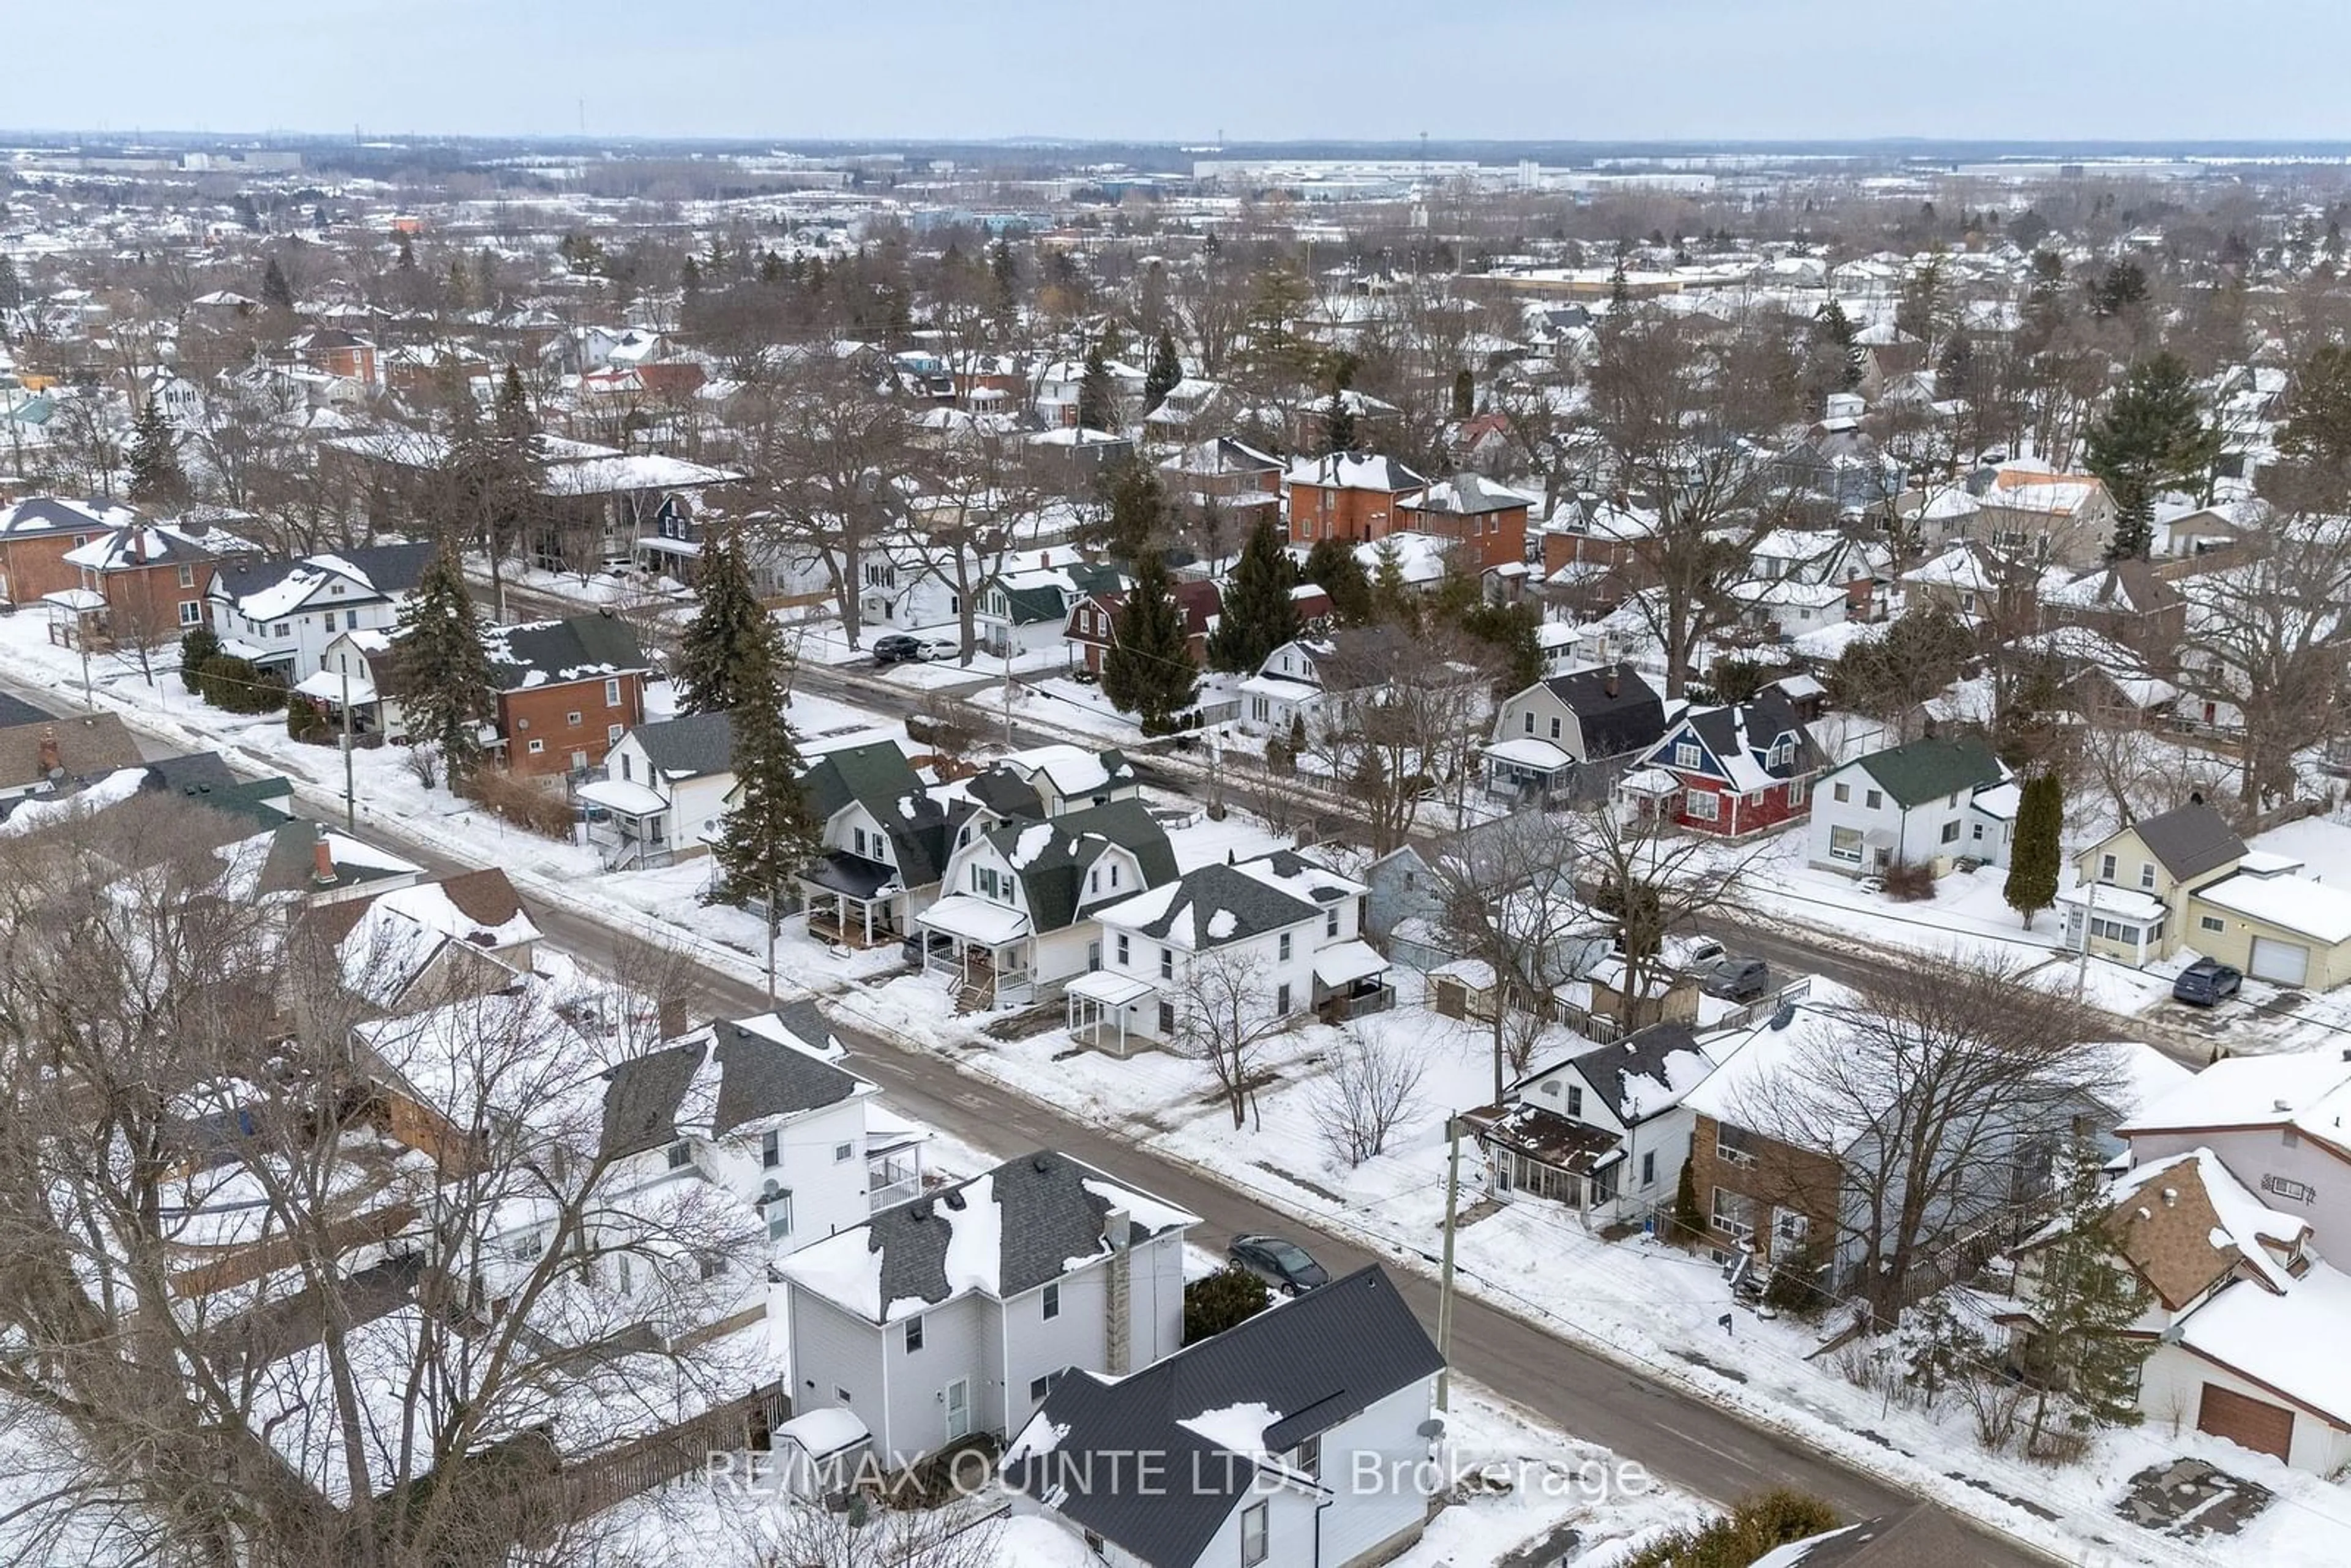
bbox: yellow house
[2064,803,2246,966]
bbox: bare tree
[1311,622,1493,853]
[1166,947,1292,1132]
[729,1496,1003,1568]
[1308,1027,1428,1168]
[1428,810,1600,1105]
[1565,804,1761,1018]
[1738,952,2115,1327]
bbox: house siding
[1318,1381,1441,1568]
[1689,1111,1843,1269]
[882,1293,991,1467]
[2125,1126,2351,1253]
[2140,1344,2351,1473]
[787,1291,890,1446]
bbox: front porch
[1461,1103,1627,1217]
[2058,884,2167,967]
[41,588,110,651]
[291,667,391,741]
[915,895,1035,1011]
[1064,969,1157,1056]
[575,776,676,871]
[1482,738,1575,808]
[1312,940,1397,1023]
[800,852,906,948]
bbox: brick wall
[1688,1111,1841,1264]
[498,673,645,777]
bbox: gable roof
[781,1149,1196,1322]
[1102,860,1321,948]
[598,1043,705,1163]
[482,613,650,692]
[2124,801,2245,882]
[1652,689,1817,789]
[798,741,953,887]
[1837,734,2006,809]
[1540,662,1667,758]
[2098,1150,2308,1310]
[628,711,735,779]
[208,542,436,619]
[984,798,1177,933]
[1546,1021,1715,1125]
[1282,450,1428,493]
[709,1018,864,1137]
[1002,1267,1442,1567]
[0,495,140,540]
[0,713,143,790]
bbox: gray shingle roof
[1120,861,1318,947]
[798,741,953,888]
[483,613,650,692]
[988,798,1176,933]
[1542,662,1667,760]
[598,1043,703,1162]
[710,1019,861,1136]
[1003,1266,1442,1567]
[2130,801,2245,883]
[630,711,733,778]
[209,541,436,610]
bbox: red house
[1064,579,1222,675]
[1396,475,1535,573]
[482,613,651,778]
[1283,451,1428,550]
[1620,686,1819,838]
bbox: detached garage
[2198,1384,2295,1461]
[2188,870,2351,993]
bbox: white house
[778,1149,1196,1469]
[206,542,437,682]
[577,711,737,869]
[1002,1265,1445,1568]
[1073,850,1388,1054]
[1806,735,2014,877]
[1237,637,1329,737]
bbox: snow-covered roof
[2195,872,2351,945]
[2178,1256,2351,1426]
[2124,1049,2351,1142]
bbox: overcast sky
[12,1,2350,144]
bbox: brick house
[287,326,379,387]
[65,517,257,642]
[1679,1002,1851,1276]
[1618,684,1821,839]
[482,613,651,778]
[1062,578,1221,675]
[1282,451,1428,550]
[0,496,141,607]
[1395,475,1535,573]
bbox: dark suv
[2173,958,2243,1007]
[872,634,922,664]
[1703,957,1771,1002]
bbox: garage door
[2249,936,2311,988]
[2198,1384,2295,1461]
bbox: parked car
[871,634,922,665]
[2173,958,2243,1007]
[1228,1234,1328,1294]
[1703,957,1771,1002]
[911,637,958,662]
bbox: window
[2099,853,2117,883]
[1673,740,1701,770]
[667,1141,694,1171]
[566,710,582,727]
[178,600,201,626]
[2200,915,2227,934]
[853,827,869,857]
[1565,1086,1583,1117]
[176,563,195,588]
[345,609,359,629]
[607,723,622,744]
[1864,789,1882,810]
[1116,933,1130,966]
[604,678,621,707]
[763,1183,793,1242]
[762,1130,781,1168]
[1715,1125,1756,1167]
[621,754,632,781]
[1828,827,1863,863]
[1043,1281,1060,1319]
[1524,711,1535,734]
[1550,716,1562,740]
[1289,1433,1321,1480]
[2139,862,2158,891]
[1685,790,1719,822]
[835,1386,852,1406]
[1160,947,1174,980]
[1276,983,1292,1014]
[1108,862,1120,888]
[834,1142,854,1163]
[1240,1501,1269,1567]
[1030,1374,1058,1402]
[1785,778,1807,809]
[1711,1185,1753,1240]
[1832,782,1850,803]
[1971,822,1984,841]
[1089,868,1100,894]
[1641,1151,1657,1188]
[1775,1210,1809,1244]
[1326,906,1340,938]
[272,622,290,638]
[1278,932,1292,961]
[1157,1001,1176,1035]
[528,740,544,754]
[904,1316,924,1352]
[1940,820,1961,844]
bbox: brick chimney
[312,831,338,888]
[1603,670,1620,699]
[1103,1206,1133,1375]
[36,727,61,778]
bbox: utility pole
[2074,878,2096,1000]
[1002,640,1014,749]
[1436,1114,1462,1411]
[340,666,357,830]
[766,873,779,1000]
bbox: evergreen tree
[259,256,295,313]
[1095,458,1169,560]
[708,636,820,918]
[1205,518,1301,673]
[2023,1141,2154,1449]
[2085,352,2221,561]
[757,249,786,287]
[1144,327,1182,413]
[988,238,1018,323]
[679,252,702,303]
[1451,367,1475,420]
[1100,553,1199,735]
[1370,538,1416,630]
[0,255,21,312]
[392,545,496,782]
[2090,260,2148,318]
[675,530,776,716]
[178,625,220,696]
[443,258,471,311]
[396,234,418,272]
[2278,343,2351,470]
[1812,299,1864,392]
[1075,342,1116,432]
[1608,253,1633,312]
[1672,1158,1704,1243]
[2004,771,2063,929]
[126,399,188,506]
[1300,535,1373,625]
[473,366,546,616]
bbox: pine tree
[988,238,1018,323]
[1608,253,1633,312]
[1095,459,1169,560]
[1322,388,1357,456]
[126,399,188,506]
[1451,367,1475,420]
[709,636,820,918]
[757,250,786,287]
[0,254,22,312]
[1076,342,1116,432]
[1206,518,1301,674]
[1144,327,1182,413]
[1100,553,1199,735]
[2004,771,2063,929]
[2023,1141,2154,1450]
[675,530,775,716]
[679,252,702,303]
[393,544,496,782]
[1672,1157,1703,1244]
[2085,352,2221,561]
[396,234,418,272]
[1301,535,1372,625]
[1370,537,1416,630]
[260,257,294,313]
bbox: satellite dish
[1415,1417,1446,1439]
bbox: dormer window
[1673,741,1701,770]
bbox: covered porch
[574,776,675,871]
[798,852,906,948]
[290,667,389,740]
[2058,884,2167,967]
[864,1109,929,1213]
[1614,765,1682,827]
[915,895,1035,1011]
[1065,969,1157,1056]
[1483,737,1575,806]
[40,588,110,650]
[1312,939,1397,1023]
[1461,1103,1626,1216]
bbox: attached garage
[2198,1384,2296,1461]
[2248,936,2310,988]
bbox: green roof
[1839,735,2005,809]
